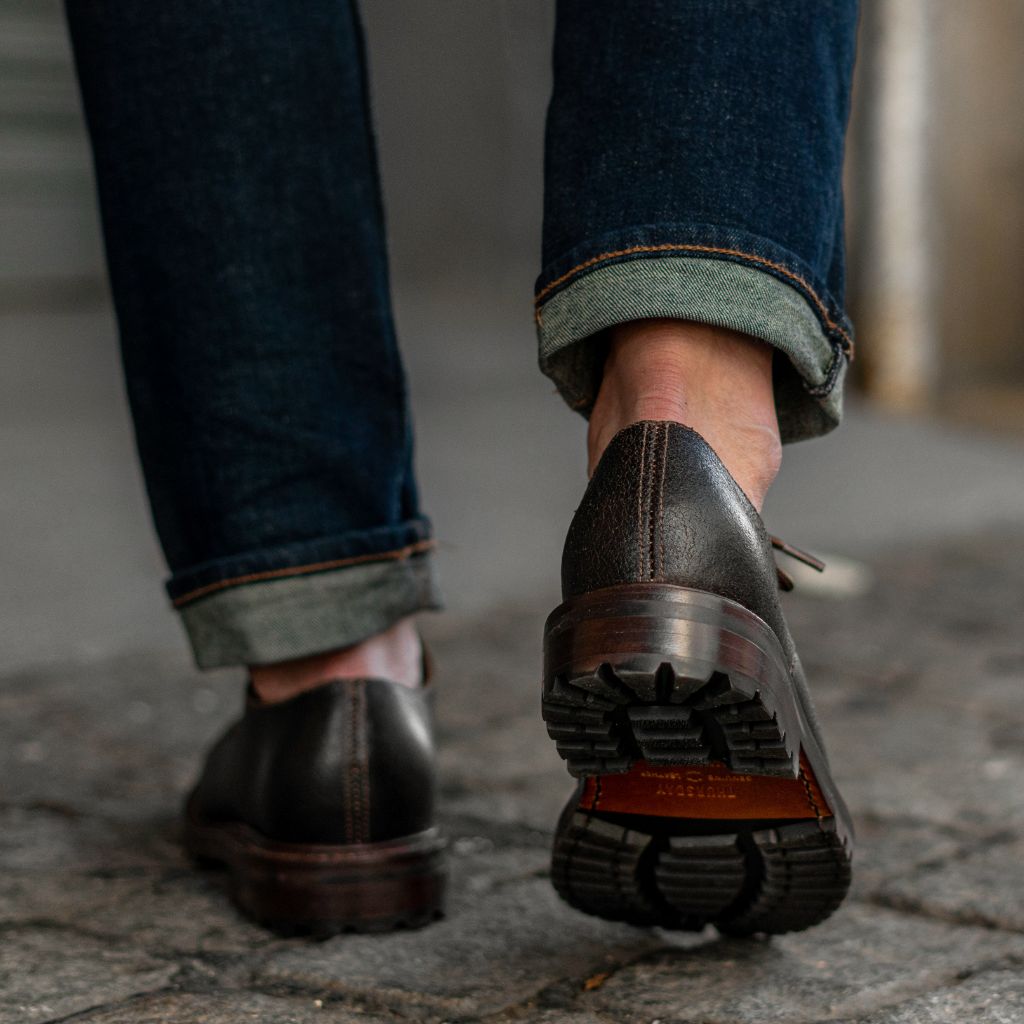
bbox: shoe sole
[183,802,447,936]
[543,583,852,934]
[552,807,850,935]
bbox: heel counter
[658,424,786,636]
[562,422,783,639]
[252,683,360,844]
[562,421,669,597]
[363,680,436,842]
[262,679,436,845]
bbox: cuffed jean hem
[534,255,850,444]
[178,549,442,670]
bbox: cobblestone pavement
[3,527,1024,1023]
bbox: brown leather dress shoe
[542,421,852,935]
[183,677,446,935]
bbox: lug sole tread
[551,812,850,935]
[543,662,797,778]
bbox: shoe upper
[564,423,788,638]
[562,420,827,751]
[188,677,437,845]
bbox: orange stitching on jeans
[533,242,855,357]
[171,539,436,608]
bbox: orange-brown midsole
[579,754,831,820]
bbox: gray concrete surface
[4,292,1024,1024]
[3,515,1024,1022]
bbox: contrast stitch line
[637,424,649,580]
[646,423,660,581]
[353,680,370,844]
[656,424,669,580]
[171,539,436,608]
[533,242,855,358]
[799,764,827,835]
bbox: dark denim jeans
[65,0,858,669]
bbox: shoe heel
[542,583,801,778]
[185,813,447,936]
[551,810,851,935]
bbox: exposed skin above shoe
[543,421,852,935]
[183,677,446,935]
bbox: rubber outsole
[543,584,804,779]
[543,583,853,934]
[551,808,851,935]
[544,663,797,778]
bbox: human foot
[588,319,782,510]
[249,615,423,704]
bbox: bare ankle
[588,319,782,510]
[249,616,423,704]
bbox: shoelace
[770,535,826,592]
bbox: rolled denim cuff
[170,524,442,669]
[178,550,441,670]
[535,255,850,443]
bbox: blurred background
[2,0,1024,671]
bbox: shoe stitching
[186,813,440,863]
[636,424,649,580]
[351,680,370,844]
[656,423,669,580]
[171,539,435,608]
[533,242,855,359]
[645,424,659,582]
[798,763,827,836]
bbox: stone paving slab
[2,529,1024,1022]
[570,905,1024,1024]
[845,970,1024,1024]
[875,837,1024,933]
[0,930,175,1024]
[69,991,397,1023]
[255,878,695,1019]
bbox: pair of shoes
[184,421,852,935]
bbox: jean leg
[537,0,859,442]
[65,0,440,668]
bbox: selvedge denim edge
[535,255,850,444]
[179,550,442,670]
